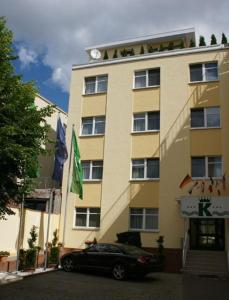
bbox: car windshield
[119,244,151,256]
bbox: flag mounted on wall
[70,130,83,199]
[52,116,68,184]
[179,174,192,189]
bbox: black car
[61,243,160,280]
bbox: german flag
[179,174,192,189]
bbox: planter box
[0,256,8,263]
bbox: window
[130,208,159,231]
[132,158,159,179]
[75,207,100,228]
[191,107,220,128]
[191,156,222,178]
[81,116,105,135]
[133,112,160,132]
[82,161,103,180]
[84,75,108,94]
[134,69,160,88]
[190,62,218,82]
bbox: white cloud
[18,46,37,68]
[1,0,229,92]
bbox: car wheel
[62,257,74,272]
[112,263,127,280]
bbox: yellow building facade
[61,28,229,272]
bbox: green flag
[70,130,83,199]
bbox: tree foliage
[210,34,217,45]
[221,33,228,44]
[0,17,54,219]
[199,36,206,46]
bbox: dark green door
[190,218,225,250]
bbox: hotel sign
[181,196,229,218]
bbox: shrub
[199,36,206,46]
[168,42,174,50]
[0,251,10,256]
[103,50,108,60]
[221,33,228,44]
[159,44,164,52]
[120,48,127,57]
[25,248,37,268]
[189,39,196,47]
[179,40,184,49]
[113,49,118,59]
[48,247,59,265]
[140,45,144,54]
[156,235,165,264]
[210,34,217,45]
[27,225,38,249]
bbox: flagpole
[62,125,74,246]
[44,187,53,270]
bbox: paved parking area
[0,270,228,300]
[0,270,182,300]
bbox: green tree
[0,17,54,219]
[113,49,118,59]
[199,36,206,46]
[221,33,228,44]
[189,39,196,47]
[140,45,144,55]
[210,34,217,45]
[103,50,109,60]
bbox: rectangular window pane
[135,71,146,88]
[147,159,159,178]
[82,118,93,135]
[148,69,160,86]
[75,213,87,227]
[148,112,160,130]
[95,117,105,134]
[208,157,222,177]
[82,162,90,179]
[89,213,100,227]
[133,113,145,131]
[130,215,143,229]
[145,215,158,230]
[132,159,144,179]
[205,63,218,81]
[191,109,204,127]
[190,64,203,82]
[206,107,220,127]
[130,208,143,214]
[97,75,108,93]
[192,157,205,177]
[92,161,103,179]
[85,77,96,94]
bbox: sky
[1,0,229,112]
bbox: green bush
[140,45,144,54]
[0,251,10,256]
[48,246,59,265]
[113,49,118,59]
[221,33,228,44]
[25,248,37,268]
[210,34,217,45]
[189,39,196,47]
[103,50,109,60]
[199,36,206,46]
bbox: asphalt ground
[0,270,228,300]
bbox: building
[0,94,67,261]
[60,28,229,273]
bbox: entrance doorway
[190,218,225,250]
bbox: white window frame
[189,62,218,83]
[82,160,103,181]
[81,116,105,136]
[131,158,159,180]
[132,112,160,132]
[129,208,159,232]
[191,156,222,179]
[74,207,100,229]
[191,107,221,129]
[133,68,160,89]
[84,75,108,95]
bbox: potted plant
[0,251,10,262]
[48,229,61,268]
